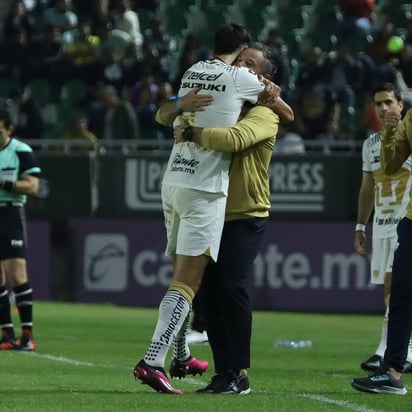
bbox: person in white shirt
[354,82,412,375]
[133,23,270,395]
[111,0,143,50]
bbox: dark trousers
[384,217,412,372]
[191,283,207,332]
[202,217,268,374]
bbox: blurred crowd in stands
[0,0,412,153]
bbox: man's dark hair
[373,82,402,102]
[248,41,278,80]
[0,107,12,128]
[213,23,251,55]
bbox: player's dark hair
[0,107,12,128]
[214,23,251,55]
[248,41,278,80]
[373,82,402,102]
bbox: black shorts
[0,202,27,259]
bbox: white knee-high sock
[375,306,389,357]
[172,311,191,361]
[144,289,191,369]
[407,340,412,362]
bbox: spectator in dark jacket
[7,87,44,141]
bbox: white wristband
[355,223,366,232]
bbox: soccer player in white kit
[354,83,412,373]
[133,23,266,394]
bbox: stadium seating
[24,77,54,107]
[161,6,189,36]
[225,4,245,27]
[60,78,87,105]
[243,7,267,39]
[0,77,15,100]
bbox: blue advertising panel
[69,219,381,313]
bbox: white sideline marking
[24,352,208,387]
[22,352,130,369]
[23,353,383,411]
[296,393,383,412]
[246,390,383,412]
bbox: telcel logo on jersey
[181,71,226,91]
[84,234,128,291]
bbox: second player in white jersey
[162,59,264,195]
[362,130,412,239]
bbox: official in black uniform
[0,107,41,351]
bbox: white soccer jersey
[162,59,264,195]
[362,131,412,238]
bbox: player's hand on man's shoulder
[258,78,280,106]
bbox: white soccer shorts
[161,185,227,262]
[370,235,397,284]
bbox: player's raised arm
[381,109,412,175]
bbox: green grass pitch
[1,302,410,411]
